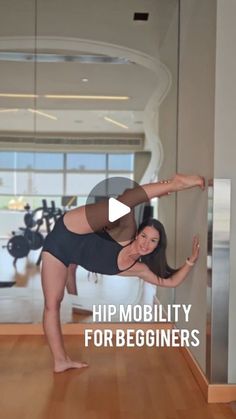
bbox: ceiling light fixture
[0,52,131,64]
[0,108,19,113]
[45,95,130,100]
[104,116,129,129]
[0,93,129,101]
[28,108,58,120]
[0,93,38,98]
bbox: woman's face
[136,226,160,255]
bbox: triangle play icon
[108,197,131,222]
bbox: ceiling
[0,0,178,136]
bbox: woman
[42,173,204,372]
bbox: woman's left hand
[189,235,200,263]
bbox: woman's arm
[119,236,200,288]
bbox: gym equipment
[35,199,63,266]
[61,195,77,208]
[24,204,37,228]
[4,199,63,266]
[0,281,16,288]
[24,229,44,250]
[7,235,30,259]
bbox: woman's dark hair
[137,218,178,278]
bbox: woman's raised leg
[63,173,205,235]
[41,252,87,372]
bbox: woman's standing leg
[41,252,87,372]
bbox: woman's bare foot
[54,358,88,373]
[171,174,205,192]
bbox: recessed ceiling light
[28,108,57,120]
[0,93,130,101]
[0,108,19,113]
[45,95,129,100]
[0,93,38,98]
[81,78,89,82]
[104,117,129,129]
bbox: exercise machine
[4,200,63,266]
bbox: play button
[108,197,130,222]
[85,176,149,242]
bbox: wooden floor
[0,336,235,419]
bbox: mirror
[0,0,179,323]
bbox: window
[0,151,134,209]
[0,152,15,169]
[0,172,15,194]
[108,153,133,171]
[67,153,106,171]
[34,152,63,170]
[16,152,34,170]
[34,173,64,195]
[66,173,106,195]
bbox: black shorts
[43,216,81,267]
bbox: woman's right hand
[189,235,200,264]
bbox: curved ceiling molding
[0,36,171,102]
[0,36,172,176]
[36,37,171,174]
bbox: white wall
[214,0,236,383]
[175,0,216,373]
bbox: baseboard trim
[180,345,209,399]
[181,345,236,403]
[207,384,236,403]
[0,322,172,335]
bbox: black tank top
[71,228,133,274]
[43,215,137,274]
